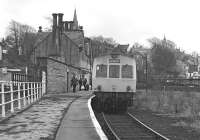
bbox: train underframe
[92,91,134,113]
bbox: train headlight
[126,86,131,92]
[97,85,102,91]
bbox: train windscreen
[109,65,120,78]
[121,65,133,78]
[96,64,107,78]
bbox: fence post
[27,83,30,104]
[40,83,42,97]
[1,83,5,117]
[10,81,14,113]
[34,83,36,101]
[31,82,33,103]
[42,81,45,95]
[17,82,21,110]
[23,82,26,106]
[39,83,41,98]
[37,83,39,99]
[42,82,44,96]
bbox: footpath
[0,91,105,140]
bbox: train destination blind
[109,59,120,63]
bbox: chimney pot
[52,13,58,28]
[64,21,68,31]
[79,26,83,30]
[38,26,42,32]
[58,13,64,32]
[49,13,58,56]
[57,13,64,56]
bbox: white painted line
[88,95,108,140]
[127,112,170,140]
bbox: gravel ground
[0,93,80,140]
[128,108,200,140]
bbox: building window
[96,64,107,78]
[122,65,133,78]
[109,65,120,78]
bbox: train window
[122,65,133,78]
[109,65,120,78]
[96,64,107,78]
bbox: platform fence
[0,81,46,118]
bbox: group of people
[71,75,89,93]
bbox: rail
[102,112,120,140]
[127,112,170,140]
[0,81,46,118]
[102,112,170,140]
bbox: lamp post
[67,67,69,92]
[145,54,148,93]
[89,39,93,90]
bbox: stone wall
[47,58,81,93]
[47,58,68,93]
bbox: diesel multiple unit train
[92,47,136,113]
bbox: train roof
[94,45,133,59]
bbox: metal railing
[0,81,46,118]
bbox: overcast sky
[1,0,200,54]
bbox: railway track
[102,112,170,140]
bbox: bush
[134,90,200,120]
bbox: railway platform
[55,91,107,140]
[0,90,106,140]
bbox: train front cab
[92,55,136,113]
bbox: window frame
[108,64,120,78]
[96,64,108,78]
[121,64,134,79]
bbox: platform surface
[55,94,101,140]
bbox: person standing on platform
[83,78,87,90]
[78,77,82,91]
[71,75,78,93]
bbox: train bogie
[93,92,134,113]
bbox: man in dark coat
[71,75,78,93]
[78,77,82,91]
[83,78,87,90]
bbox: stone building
[30,11,91,93]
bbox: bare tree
[7,20,36,50]
[90,35,117,45]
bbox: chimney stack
[49,13,58,56]
[52,13,57,33]
[58,13,64,32]
[58,13,63,56]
